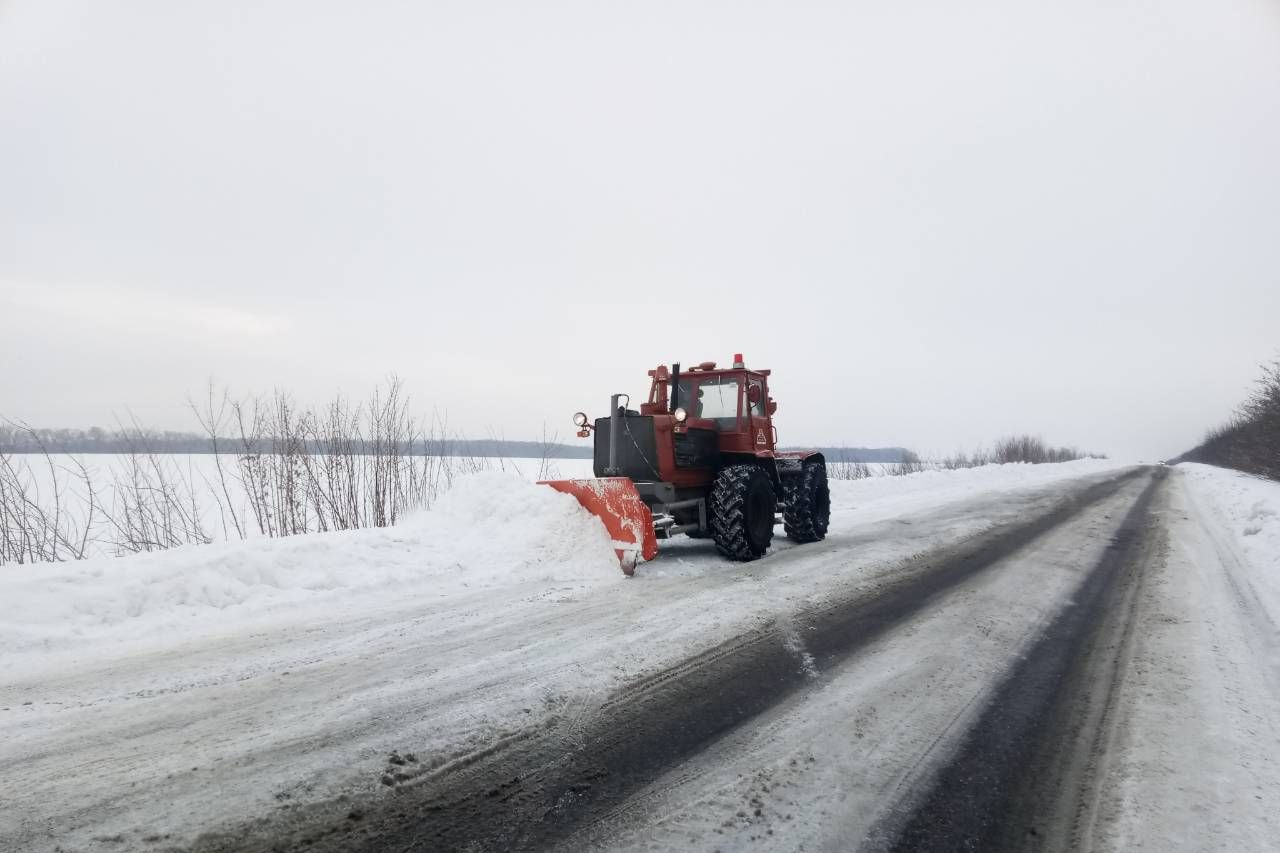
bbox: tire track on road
[878,468,1166,853]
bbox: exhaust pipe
[670,362,681,413]
[605,392,623,476]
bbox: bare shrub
[991,435,1047,464]
[190,383,244,540]
[827,447,874,480]
[1183,356,1280,479]
[105,423,210,554]
[0,425,99,564]
[229,381,400,536]
[829,460,873,480]
[1,377,550,563]
[214,377,502,539]
[534,424,561,481]
[990,434,1093,465]
[886,449,927,477]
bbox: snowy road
[3,463,1278,852]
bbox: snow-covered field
[2,459,1277,852]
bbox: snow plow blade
[539,477,658,576]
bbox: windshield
[676,375,741,427]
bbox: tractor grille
[674,428,719,469]
[593,415,660,481]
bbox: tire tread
[783,461,830,543]
[710,464,774,560]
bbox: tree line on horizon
[0,423,911,463]
[0,424,596,460]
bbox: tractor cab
[641,355,777,454]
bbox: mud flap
[539,477,659,576]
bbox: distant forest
[0,425,907,463]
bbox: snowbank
[0,472,621,654]
[1179,463,1280,612]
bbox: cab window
[678,376,741,428]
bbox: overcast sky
[2,1,1278,460]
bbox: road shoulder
[1087,468,1280,851]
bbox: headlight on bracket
[572,412,589,427]
[673,407,688,423]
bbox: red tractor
[542,354,829,574]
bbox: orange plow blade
[540,477,658,575]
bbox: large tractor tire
[784,459,830,543]
[710,464,776,561]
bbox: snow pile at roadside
[826,458,1130,527]
[1179,463,1280,608]
[0,472,620,654]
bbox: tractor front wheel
[710,464,776,561]
[783,460,830,543]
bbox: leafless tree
[190,382,244,540]
[534,424,561,481]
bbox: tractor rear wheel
[710,464,776,560]
[784,460,830,543]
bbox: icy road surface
[2,461,1278,852]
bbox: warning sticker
[756,429,767,445]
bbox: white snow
[5,451,598,556]
[0,471,620,661]
[0,458,1139,852]
[1177,462,1280,616]
[0,459,1124,665]
[825,458,1125,525]
[7,457,1271,853]
[1083,464,1280,853]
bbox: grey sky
[2,1,1278,460]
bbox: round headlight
[673,407,688,423]
[572,411,588,427]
